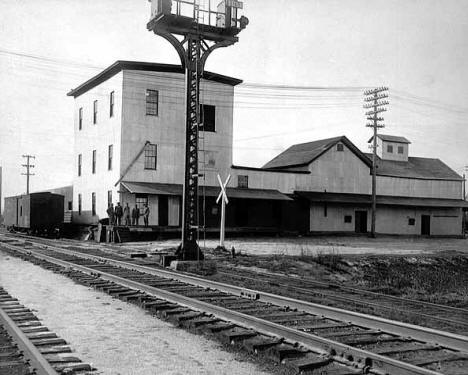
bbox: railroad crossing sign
[216,174,231,248]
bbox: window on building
[109,91,114,117]
[398,146,404,154]
[68,201,72,210]
[146,89,159,116]
[93,100,98,124]
[387,144,393,153]
[20,206,22,216]
[91,192,96,216]
[204,150,216,168]
[136,194,148,215]
[144,144,157,170]
[324,203,328,217]
[336,143,344,152]
[108,190,112,207]
[78,194,82,215]
[408,218,415,226]
[79,107,83,130]
[238,175,249,188]
[344,215,352,223]
[78,154,82,176]
[200,104,216,132]
[108,145,113,171]
[92,150,96,174]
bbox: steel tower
[147,0,248,260]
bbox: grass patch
[360,256,468,306]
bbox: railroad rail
[6,233,467,335]
[0,286,96,375]
[211,267,468,335]
[1,237,468,374]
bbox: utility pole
[0,166,2,223]
[147,0,248,261]
[364,87,388,238]
[464,166,468,200]
[21,155,35,194]
[463,167,468,238]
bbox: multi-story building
[68,61,251,226]
[68,61,467,236]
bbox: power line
[3,47,467,118]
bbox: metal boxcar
[4,192,64,233]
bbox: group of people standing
[106,202,150,227]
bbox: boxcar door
[15,198,19,226]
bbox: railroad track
[1,237,468,374]
[0,286,96,375]
[211,267,468,335]
[7,232,467,335]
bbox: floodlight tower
[147,0,249,260]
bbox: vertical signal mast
[147,0,249,260]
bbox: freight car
[4,192,64,235]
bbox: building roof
[120,181,292,201]
[262,133,461,181]
[368,134,411,144]
[295,191,468,208]
[231,165,310,174]
[262,136,372,170]
[364,153,463,181]
[67,60,243,98]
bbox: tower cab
[148,0,248,40]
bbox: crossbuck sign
[216,174,231,248]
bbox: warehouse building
[67,61,467,236]
[260,135,466,236]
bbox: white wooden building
[258,135,467,236]
[68,61,467,236]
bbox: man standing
[123,203,131,226]
[106,203,115,226]
[143,204,150,227]
[132,205,140,226]
[115,202,123,226]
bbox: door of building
[158,195,168,227]
[421,215,431,235]
[355,211,368,233]
[235,200,249,227]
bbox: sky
[1,0,468,204]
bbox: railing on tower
[148,0,248,41]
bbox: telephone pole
[21,155,35,194]
[364,87,388,238]
[464,166,468,200]
[463,166,467,237]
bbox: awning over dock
[121,181,292,201]
[295,191,468,208]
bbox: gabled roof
[368,134,411,144]
[262,136,372,170]
[67,60,243,98]
[364,153,463,181]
